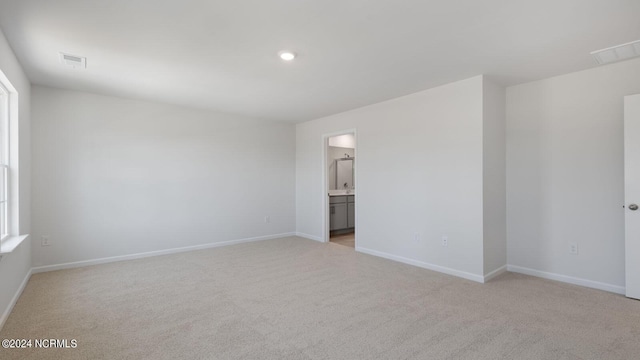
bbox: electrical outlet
[442,235,448,247]
[264,216,270,223]
[41,236,51,246]
[569,242,578,255]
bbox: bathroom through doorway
[325,132,356,248]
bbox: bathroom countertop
[328,191,355,196]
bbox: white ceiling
[0,0,639,122]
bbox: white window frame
[0,81,9,242]
[0,69,27,256]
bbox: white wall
[483,78,506,274]
[328,134,355,149]
[0,29,31,327]
[297,76,487,279]
[507,57,640,291]
[32,86,295,267]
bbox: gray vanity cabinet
[330,203,348,230]
[330,195,355,231]
[347,196,355,228]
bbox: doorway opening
[324,131,356,248]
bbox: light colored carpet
[1,236,639,359]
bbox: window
[0,81,8,241]
[0,71,24,259]
[0,70,25,255]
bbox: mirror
[336,158,354,190]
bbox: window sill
[0,234,29,254]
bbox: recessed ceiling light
[591,40,640,65]
[278,51,296,61]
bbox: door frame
[624,94,640,300]
[322,129,357,245]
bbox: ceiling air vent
[59,52,86,69]
[591,40,640,65]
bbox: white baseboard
[0,268,32,331]
[295,232,324,242]
[356,246,484,283]
[507,265,625,295]
[484,265,507,282]
[32,232,296,274]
